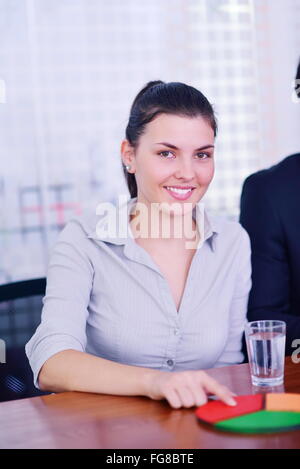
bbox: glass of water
[245,320,286,387]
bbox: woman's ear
[120,139,135,169]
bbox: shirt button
[167,359,174,367]
[174,328,179,336]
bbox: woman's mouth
[163,186,195,200]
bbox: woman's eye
[158,151,174,158]
[196,152,210,159]
[158,151,211,159]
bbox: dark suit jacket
[240,153,300,356]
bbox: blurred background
[0,0,300,284]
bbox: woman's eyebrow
[154,142,214,151]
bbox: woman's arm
[29,217,236,409]
[38,349,157,395]
[38,349,237,409]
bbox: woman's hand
[145,370,237,409]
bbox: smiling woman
[25,80,251,410]
[124,114,215,217]
[120,81,218,242]
[121,80,217,201]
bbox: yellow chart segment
[265,393,300,412]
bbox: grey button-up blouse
[25,196,252,389]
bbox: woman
[25,80,251,409]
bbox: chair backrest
[0,278,46,302]
[0,278,51,402]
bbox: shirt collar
[87,196,219,252]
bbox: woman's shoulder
[55,207,102,244]
[207,212,250,248]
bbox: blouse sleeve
[214,226,252,367]
[25,218,94,389]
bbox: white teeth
[166,186,192,194]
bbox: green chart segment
[195,394,300,434]
[215,410,300,434]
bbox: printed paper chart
[195,394,300,434]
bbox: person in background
[240,59,300,356]
[26,80,252,409]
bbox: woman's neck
[129,202,200,250]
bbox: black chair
[0,278,51,402]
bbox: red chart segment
[195,394,264,424]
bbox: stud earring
[125,164,131,172]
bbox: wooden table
[0,357,299,449]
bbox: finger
[207,387,237,396]
[185,382,208,407]
[164,388,182,409]
[208,391,237,401]
[201,376,237,406]
[175,386,196,408]
[174,372,209,407]
[212,387,236,406]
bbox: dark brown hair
[123,80,218,198]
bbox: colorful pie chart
[195,394,300,434]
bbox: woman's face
[122,113,215,213]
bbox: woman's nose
[174,158,195,180]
